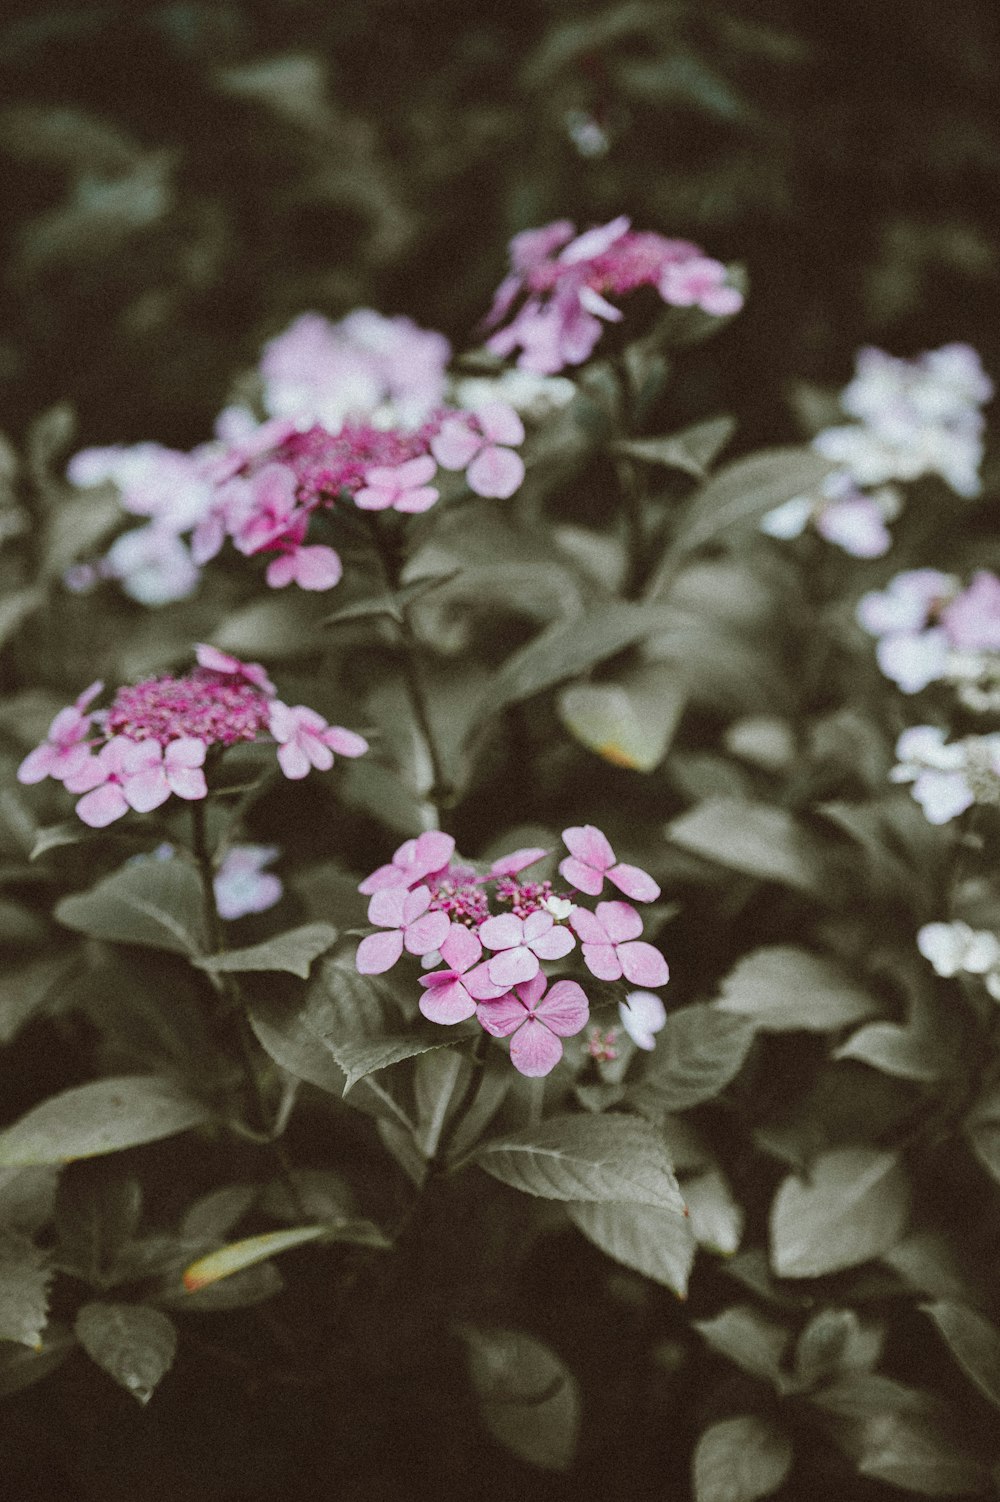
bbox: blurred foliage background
[0,0,997,453]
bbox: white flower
[619,990,667,1051]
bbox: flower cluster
[17,645,367,827]
[68,310,529,605]
[483,216,743,375]
[762,343,993,557]
[891,725,1000,824]
[918,920,1000,999]
[858,568,1000,699]
[353,825,669,1077]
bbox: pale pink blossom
[559,825,660,901]
[119,737,208,812]
[570,901,669,986]
[358,831,456,895]
[477,909,576,987]
[232,464,304,557]
[194,645,276,697]
[417,925,507,1023]
[214,845,283,920]
[658,256,744,317]
[813,495,891,557]
[17,681,103,786]
[354,455,439,513]
[430,403,525,499]
[941,571,1000,653]
[265,543,343,590]
[268,702,369,781]
[488,846,549,878]
[355,884,452,974]
[477,973,590,1077]
[619,989,668,1050]
[64,737,169,828]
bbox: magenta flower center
[428,869,490,927]
[105,669,272,747]
[267,420,441,507]
[495,877,555,919]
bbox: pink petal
[355,929,405,974]
[618,942,669,988]
[578,285,624,322]
[488,846,548,877]
[558,856,604,896]
[477,992,528,1038]
[418,975,477,1025]
[404,909,452,956]
[394,455,437,487]
[63,753,108,794]
[76,782,129,828]
[17,744,58,784]
[559,215,631,265]
[516,972,548,1010]
[167,766,208,801]
[596,900,643,943]
[479,913,525,951]
[581,943,623,982]
[430,419,481,471]
[522,910,555,944]
[569,907,607,944]
[466,445,525,499]
[413,831,456,873]
[276,740,311,780]
[321,726,368,758]
[463,961,510,1001]
[440,924,482,973]
[487,945,540,988]
[368,885,408,927]
[402,885,433,924]
[353,484,394,511]
[509,1018,564,1077]
[268,701,296,741]
[291,546,343,590]
[165,737,207,770]
[476,402,525,447]
[529,924,576,962]
[303,736,334,773]
[608,862,660,902]
[535,978,590,1036]
[266,554,298,588]
[562,824,615,871]
[123,769,171,813]
[393,484,439,514]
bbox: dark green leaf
[692,1415,793,1502]
[74,1301,176,1405]
[195,922,338,979]
[55,857,207,955]
[923,1302,1000,1410]
[668,445,833,560]
[631,1006,755,1113]
[717,948,878,1033]
[793,1309,882,1390]
[693,1305,789,1386]
[477,1113,686,1212]
[770,1148,910,1278]
[612,416,735,479]
[666,799,827,895]
[0,955,69,1044]
[0,1076,213,1166]
[557,660,686,771]
[566,1200,695,1296]
[0,1230,51,1347]
[55,1164,142,1286]
[461,1326,580,1472]
[685,1168,744,1255]
[0,1166,58,1234]
[835,1021,948,1082]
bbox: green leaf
[179,1184,259,1243]
[964,1084,1000,1185]
[195,922,338,979]
[684,1168,743,1255]
[668,445,833,560]
[612,416,735,479]
[476,1113,686,1212]
[770,1148,910,1279]
[557,660,686,771]
[460,1326,580,1472]
[835,1021,947,1082]
[74,1301,177,1405]
[181,1226,330,1291]
[162,1262,284,1312]
[666,799,827,895]
[923,1302,1000,1410]
[0,1166,58,1234]
[793,1309,883,1390]
[716,947,878,1033]
[0,1076,213,1167]
[0,1324,75,1397]
[248,993,350,1097]
[55,857,207,955]
[692,1415,794,1502]
[693,1304,789,1386]
[479,602,677,720]
[566,1200,695,1296]
[849,1406,989,1495]
[0,1230,51,1347]
[55,1163,143,1286]
[631,1005,755,1113]
[0,955,69,1044]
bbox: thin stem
[429,1032,489,1172]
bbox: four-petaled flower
[559,825,659,901]
[117,737,208,812]
[354,455,439,513]
[268,702,368,780]
[358,830,457,895]
[430,402,526,499]
[17,680,103,786]
[478,909,576,987]
[64,737,175,828]
[417,925,507,1023]
[570,901,669,987]
[477,973,590,1077]
[355,884,452,974]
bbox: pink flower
[194,645,276,697]
[659,256,743,317]
[17,681,103,785]
[358,831,457,895]
[354,455,439,513]
[417,925,507,1024]
[214,844,283,920]
[570,902,669,986]
[355,884,452,974]
[430,403,526,499]
[63,736,166,828]
[559,825,660,901]
[477,973,590,1077]
[232,464,304,556]
[619,990,667,1050]
[265,544,343,590]
[814,496,891,558]
[118,737,209,812]
[477,909,575,987]
[941,571,1000,652]
[488,846,549,877]
[268,702,368,780]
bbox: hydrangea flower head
[356,885,452,974]
[358,832,457,895]
[267,703,368,780]
[858,571,1000,695]
[354,455,439,514]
